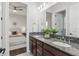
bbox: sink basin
[34,35,43,38]
[34,35,40,37]
[52,42,71,47]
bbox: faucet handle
[61,36,65,40]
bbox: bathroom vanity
[29,34,79,56]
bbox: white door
[0,2,2,48]
[0,2,3,56]
[0,2,6,56]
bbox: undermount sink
[52,42,71,47]
[34,35,43,38]
[34,35,40,37]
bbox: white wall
[37,11,46,32]
[9,13,26,32]
[26,3,46,52]
[47,2,79,37]
[27,3,46,32]
[47,2,79,13]
[69,3,79,37]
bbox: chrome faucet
[68,39,71,44]
[68,37,72,44]
[68,33,73,44]
[61,36,66,43]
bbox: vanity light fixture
[43,2,46,7]
[40,5,43,9]
[38,2,46,10]
[38,2,57,12]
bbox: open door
[0,2,5,56]
[0,2,2,53]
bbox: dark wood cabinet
[30,36,71,56]
[30,37,37,56]
[43,49,54,56]
[43,43,70,56]
[10,47,26,56]
[37,40,43,56]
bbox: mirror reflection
[46,2,79,37]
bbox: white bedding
[9,35,26,50]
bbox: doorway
[9,2,27,56]
[46,12,52,27]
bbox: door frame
[2,2,30,56]
[3,2,29,56]
[0,2,2,49]
[2,2,9,56]
[53,8,67,36]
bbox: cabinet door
[44,44,55,56]
[44,43,69,56]
[37,44,42,56]
[32,42,37,56]
[32,39,37,56]
[29,39,33,53]
[43,49,54,56]
[37,40,43,56]
[30,37,37,56]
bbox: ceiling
[9,2,57,16]
[9,2,27,16]
[46,2,79,13]
[34,2,43,7]
[9,2,42,16]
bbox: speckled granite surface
[30,34,79,56]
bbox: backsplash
[30,32,79,44]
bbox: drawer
[44,44,68,56]
[10,47,26,56]
[33,49,37,56]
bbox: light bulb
[40,5,43,9]
[43,2,46,7]
[46,21,48,27]
[13,10,17,12]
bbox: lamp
[13,9,17,12]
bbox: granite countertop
[30,34,79,56]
